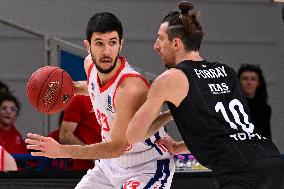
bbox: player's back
[167,60,280,174]
[87,56,171,169]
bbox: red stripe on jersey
[112,73,150,109]
[157,143,168,153]
[87,63,95,85]
[98,56,126,93]
[0,146,4,171]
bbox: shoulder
[220,63,237,76]
[114,76,149,109]
[263,102,272,112]
[11,125,20,132]
[148,68,189,105]
[152,68,188,91]
[84,54,94,73]
[65,95,81,110]
[116,76,149,96]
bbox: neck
[97,58,122,86]
[175,51,203,64]
[246,94,255,99]
[0,123,12,131]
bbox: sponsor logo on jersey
[91,82,95,91]
[91,93,95,101]
[107,95,115,113]
[208,82,230,94]
[230,132,263,141]
[123,180,140,189]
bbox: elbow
[113,151,123,158]
[59,132,70,144]
[112,146,126,158]
[126,130,134,144]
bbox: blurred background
[0,0,283,153]
[0,0,284,188]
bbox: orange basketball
[27,66,74,114]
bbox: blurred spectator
[0,81,10,95]
[48,112,73,170]
[59,95,101,170]
[238,64,272,139]
[48,112,64,142]
[0,145,17,171]
[0,94,27,154]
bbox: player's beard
[163,58,175,69]
[91,51,120,74]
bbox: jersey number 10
[215,99,254,133]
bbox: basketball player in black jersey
[127,1,284,188]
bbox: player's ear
[119,39,124,53]
[173,38,182,51]
[84,40,91,54]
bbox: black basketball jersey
[167,60,279,174]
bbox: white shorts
[75,158,175,189]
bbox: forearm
[60,141,124,160]
[144,110,172,139]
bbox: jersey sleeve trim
[112,73,150,109]
[87,63,95,85]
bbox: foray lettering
[194,66,227,79]
[43,81,59,107]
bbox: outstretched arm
[26,77,149,160]
[140,110,173,141]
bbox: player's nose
[102,46,111,56]
[154,41,160,52]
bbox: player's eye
[110,41,117,46]
[95,41,103,46]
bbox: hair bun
[178,1,194,15]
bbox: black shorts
[214,156,284,189]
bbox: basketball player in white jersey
[26,12,175,189]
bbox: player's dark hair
[0,94,20,116]
[162,1,203,51]
[238,64,268,102]
[86,12,123,44]
[0,81,10,95]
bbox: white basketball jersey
[87,56,171,169]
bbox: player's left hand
[156,135,177,155]
[25,133,66,158]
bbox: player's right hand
[25,133,67,158]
